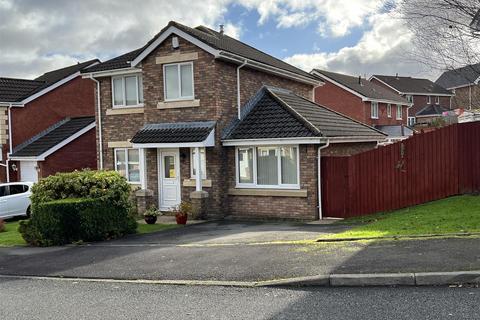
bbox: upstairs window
[371,102,379,119]
[396,104,403,120]
[435,96,440,104]
[112,74,143,108]
[427,96,431,104]
[164,62,194,101]
[387,104,392,118]
[406,95,413,103]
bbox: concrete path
[0,221,479,283]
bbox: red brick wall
[451,85,480,109]
[38,128,97,177]
[322,142,378,156]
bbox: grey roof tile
[435,63,480,89]
[11,116,95,157]
[375,125,414,138]
[373,75,452,95]
[312,69,409,104]
[416,104,450,116]
[131,121,216,144]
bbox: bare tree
[394,0,480,71]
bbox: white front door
[158,149,181,210]
[20,161,38,183]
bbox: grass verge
[321,195,480,240]
[136,223,180,234]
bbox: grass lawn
[322,195,480,240]
[0,220,180,247]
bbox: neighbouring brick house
[82,21,386,220]
[370,75,454,127]
[0,61,98,183]
[435,63,480,110]
[311,70,413,142]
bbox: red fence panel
[322,122,480,218]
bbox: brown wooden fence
[321,122,480,218]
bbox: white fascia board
[82,68,143,78]
[446,83,474,90]
[222,137,324,146]
[368,76,402,94]
[132,128,215,149]
[10,122,96,161]
[362,97,412,106]
[0,102,24,107]
[131,26,221,67]
[21,72,80,105]
[401,92,453,97]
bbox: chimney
[358,76,362,85]
[219,24,224,35]
[396,73,399,79]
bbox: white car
[0,182,33,219]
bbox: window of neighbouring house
[371,102,379,119]
[164,62,194,101]
[408,117,416,127]
[435,96,440,104]
[396,105,403,120]
[427,96,431,104]
[406,95,413,103]
[236,146,299,189]
[112,74,144,108]
[190,148,206,179]
[387,104,392,118]
[115,148,140,183]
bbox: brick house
[311,70,413,142]
[370,75,454,127]
[435,63,480,110]
[0,61,98,183]
[82,21,386,220]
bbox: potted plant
[173,201,193,225]
[143,206,160,225]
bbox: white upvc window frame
[408,116,416,127]
[190,147,206,179]
[111,74,144,108]
[406,95,413,103]
[371,101,379,119]
[435,96,440,104]
[114,148,141,184]
[427,96,431,104]
[396,104,403,120]
[387,103,392,118]
[235,145,300,190]
[163,61,195,102]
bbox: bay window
[115,148,140,183]
[112,74,143,108]
[236,146,299,189]
[164,62,194,101]
[191,147,206,179]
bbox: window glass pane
[0,186,6,197]
[387,104,391,117]
[164,155,176,178]
[113,78,124,106]
[191,148,206,178]
[257,147,278,185]
[115,149,127,178]
[180,64,193,97]
[238,148,253,184]
[397,105,402,119]
[165,65,179,100]
[281,146,298,185]
[138,76,144,103]
[125,76,138,105]
[127,149,140,182]
[9,184,25,195]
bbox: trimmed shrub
[20,198,136,246]
[30,170,132,213]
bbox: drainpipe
[317,140,330,220]
[237,60,248,119]
[90,75,103,170]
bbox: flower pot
[144,215,157,225]
[175,214,188,225]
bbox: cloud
[284,9,438,80]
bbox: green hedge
[20,198,136,246]
[30,170,132,213]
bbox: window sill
[228,188,307,198]
[183,179,212,187]
[157,99,200,109]
[106,107,144,115]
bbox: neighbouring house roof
[10,116,95,158]
[311,69,409,104]
[371,75,452,95]
[375,125,414,138]
[0,60,99,103]
[222,87,387,141]
[435,63,480,89]
[131,121,216,144]
[83,21,316,82]
[416,104,450,117]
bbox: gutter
[237,60,248,119]
[318,140,330,220]
[89,75,104,170]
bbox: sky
[0,0,440,80]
